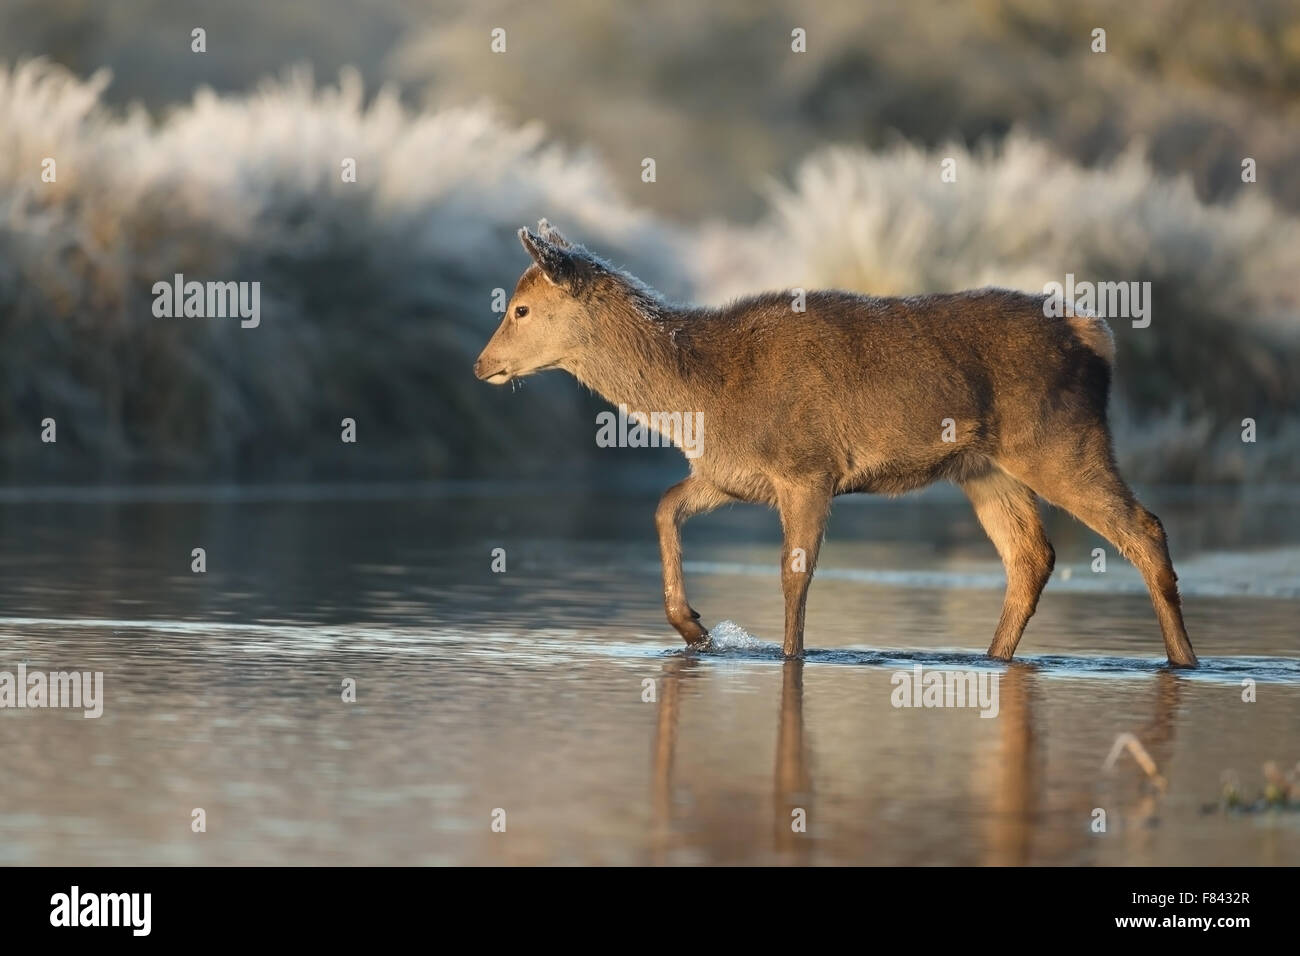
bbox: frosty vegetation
[1,59,1297,483]
[0,60,683,480]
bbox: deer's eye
[514,305,530,319]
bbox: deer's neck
[566,302,699,415]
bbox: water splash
[703,620,772,653]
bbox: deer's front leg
[655,476,728,648]
[776,481,832,657]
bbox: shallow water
[0,484,1297,865]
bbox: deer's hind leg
[1002,433,1197,668]
[961,469,1055,661]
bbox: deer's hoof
[686,633,713,653]
[669,610,709,647]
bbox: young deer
[475,221,1198,667]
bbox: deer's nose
[473,356,505,381]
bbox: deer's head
[474,221,607,385]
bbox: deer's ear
[536,219,571,248]
[519,227,578,289]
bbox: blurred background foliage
[1,0,1297,483]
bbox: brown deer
[474,221,1198,667]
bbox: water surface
[0,484,1297,864]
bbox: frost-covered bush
[0,60,685,480]
[3,59,1297,485]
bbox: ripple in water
[681,620,1300,684]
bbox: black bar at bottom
[0,866,1281,941]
